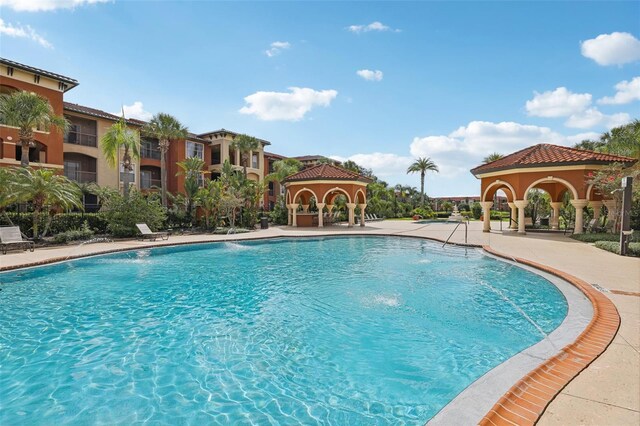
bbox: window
[268,181,274,196]
[211,144,221,164]
[34,75,40,84]
[196,173,205,188]
[186,141,204,160]
[119,163,136,183]
[6,67,14,76]
[252,153,259,169]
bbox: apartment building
[0,58,270,209]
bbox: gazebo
[283,163,373,227]
[471,143,636,234]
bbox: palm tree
[406,157,439,206]
[0,167,23,224]
[230,134,260,177]
[0,91,69,167]
[13,168,82,238]
[483,152,504,163]
[176,156,208,220]
[101,115,140,197]
[142,113,189,207]
[265,158,302,183]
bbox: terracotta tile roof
[64,102,120,121]
[199,128,271,146]
[1,57,78,91]
[284,163,373,183]
[264,151,287,160]
[471,143,636,175]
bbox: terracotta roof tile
[284,163,373,183]
[64,102,121,121]
[1,57,78,91]
[471,143,636,175]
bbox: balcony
[141,146,161,160]
[140,177,161,189]
[65,131,97,147]
[64,170,97,183]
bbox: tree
[13,168,82,238]
[0,91,69,167]
[101,115,140,197]
[196,180,224,229]
[230,134,261,177]
[407,157,439,207]
[266,158,302,183]
[483,152,503,163]
[176,156,207,221]
[0,167,23,224]
[142,113,189,207]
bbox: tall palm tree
[407,157,439,206]
[142,113,189,207]
[230,134,260,177]
[101,115,140,197]
[0,91,69,167]
[483,152,504,164]
[176,156,208,219]
[13,168,82,238]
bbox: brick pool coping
[479,246,620,426]
[0,234,620,425]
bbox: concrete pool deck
[1,220,638,425]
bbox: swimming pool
[0,237,568,424]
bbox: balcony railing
[64,170,97,183]
[140,177,162,189]
[141,147,161,160]
[65,131,97,147]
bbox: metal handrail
[442,220,468,247]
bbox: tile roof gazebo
[471,143,636,234]
[283,163,373,227]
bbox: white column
[287,205,293,226]
[590,200,603,223]
[346,203,356,227]
[302,204,310,214]
[570,199,589,234]
[514,200,528,234]
[603,199,617,227]
[292,206,298,227]
[481,201,493,232]
[550,202,563,230]
[358,203,367,227]
[508,202,517,229]
[316,203,325,228]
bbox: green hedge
[594,241,640,257]
[0,212,108,237]
[571,233,620,243]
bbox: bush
[269,200,289,225]
[100,191,167,237]
[412,207,435,219]
[471,202,482,220]
[458,203,470,212]
[571,233,620,243]
[53,221,94,244]
[594,241,640,257]
[0,212,108,237]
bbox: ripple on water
[0,237,568,425]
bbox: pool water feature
[0,237,568,424]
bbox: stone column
[570,199,589,234]
[358,203,367,227]
[302,204,310,214]
[286,204,293,226]
[508,202,517,229]
[292,206,298,227]
[603,199,617,225]
[346,203,356,227]
[590,200,603,223]
[550,202,563,230]
[316,203,325,227]
[513,200,528,234]
[481,201,493,232]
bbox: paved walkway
[1,220,638,424]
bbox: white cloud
[525,87,592,117]
[347,21,400,34]
[356,69,383,81]
[239,87,338,121]
[112,101,153,121]
[331,153,413,178]
[565,108,631,129]
[581,32,640,66]
[598,77,640,105]
[0,18,52,48]
[0,0,109,11]
[265,41,291,57]
[565,132,602,145]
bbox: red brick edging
[479,246,620,426]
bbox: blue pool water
[0,237,567,425]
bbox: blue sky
[1,0,639,196]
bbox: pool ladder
[442,219,468,247]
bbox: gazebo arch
[284,163,372,228]
[471,143,636,234]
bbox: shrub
[412,207,434,219]
[269,201,289,225]
[594,241,640,257]
[471,202,482,219]
[53,221,94,244]
[0,212,108,237]
[100,191,166,237]
[571,233,620,243]
[458,203,470,212]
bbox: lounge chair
[0,226,35,255]
[136,223,169,241]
